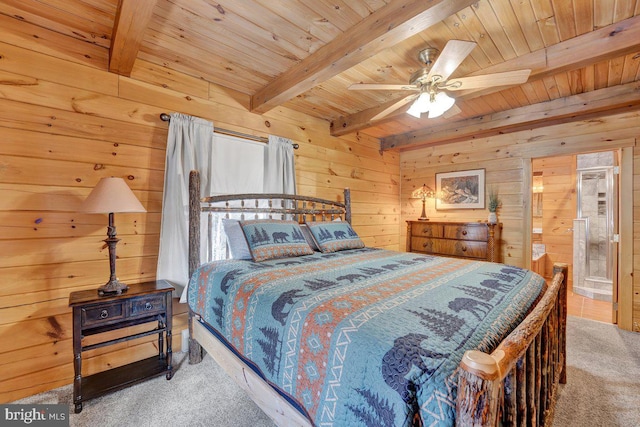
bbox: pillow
[239,219,314,262]
[305,221,365,253]
[300,224,319,251]
[222,219,252,260]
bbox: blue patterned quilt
[188,248,545,427]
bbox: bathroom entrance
[573,152,618,314]
[530,151,619,324]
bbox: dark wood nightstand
[69,280,174,413]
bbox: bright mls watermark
[0,405,68,427]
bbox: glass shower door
[577,168,614,282]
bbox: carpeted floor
[552,316,640,426]
[14,316,640,426]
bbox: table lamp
[411,184,435,221]
[81,177,146,296]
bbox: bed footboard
[456,263,568,426]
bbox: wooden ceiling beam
[331,15,640,137]
[379,81,640,151]
[109,0,158,76]
[250,0,478,115]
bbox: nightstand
[69,280,174,413]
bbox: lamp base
[98,279,129,296]
[417,217,430,221]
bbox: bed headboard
[188,170,351,276]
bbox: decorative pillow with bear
[239,219,314,262]
[305,221,365,253]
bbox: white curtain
[264,135,296,194]
[207,134,265,263]
[157,114,297,300]
[156,113,214,296]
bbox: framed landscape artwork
[436,169,485,210]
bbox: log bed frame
[186,170,568,427]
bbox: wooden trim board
[192,319,312,427]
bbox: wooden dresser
[406,221,501,263]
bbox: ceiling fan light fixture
[406,91,454,119]
[406,104,422,118]
[427,92,455,118]
[406,92,431,118]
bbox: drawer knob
[462,230,468,236]
[100,309,109,319]
[145,302,153,310]
[461,246,467,252]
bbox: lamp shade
[406,93,431,118]
[406,91,455,119]
[411,184,435,200]
[81,177,146,213]
[428,92,455,118]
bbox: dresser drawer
[81,302,125,327]
[129,294,166,317]
[411,237,488,259]
[438,240,488,259]
[443,224,488,241]
[407,221,500,262]
[411,237,437,253]
[410,223,443,238]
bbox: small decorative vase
[488,212,497,224]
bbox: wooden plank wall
[400,112,639,330]
[0,22,400,402]
[531,155,577,286]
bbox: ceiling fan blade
[370,94,419,121]
[427,40,476,82]
[445,69,532,91]
[349,83,420,91]
[443,103,462,119]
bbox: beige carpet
[14,316,640,426]
[552,316,640,426]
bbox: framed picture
[436,169,485,210]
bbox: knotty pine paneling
[0,25,400,402]
[400,110,639,332]
[533,155,576,287]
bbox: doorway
[530,151,618,324]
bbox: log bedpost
[553,263,568,384]
[457,350,502,426]
[188,170,205,364]
[344,188,351,224]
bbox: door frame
[525,146,633,330]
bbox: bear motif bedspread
[187,247,545,427]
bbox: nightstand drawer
[82,302,125,327]
[410,223,443,238]
[129,294,166,317]
[443,224,488,241]
[69,280,175,413]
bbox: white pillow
[300,224,319,251]
[222,219,252,260]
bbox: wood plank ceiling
[4,0,640,150]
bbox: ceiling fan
[349,40,531,120]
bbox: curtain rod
[159,113,299,149]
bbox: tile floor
[566,289,613,323]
